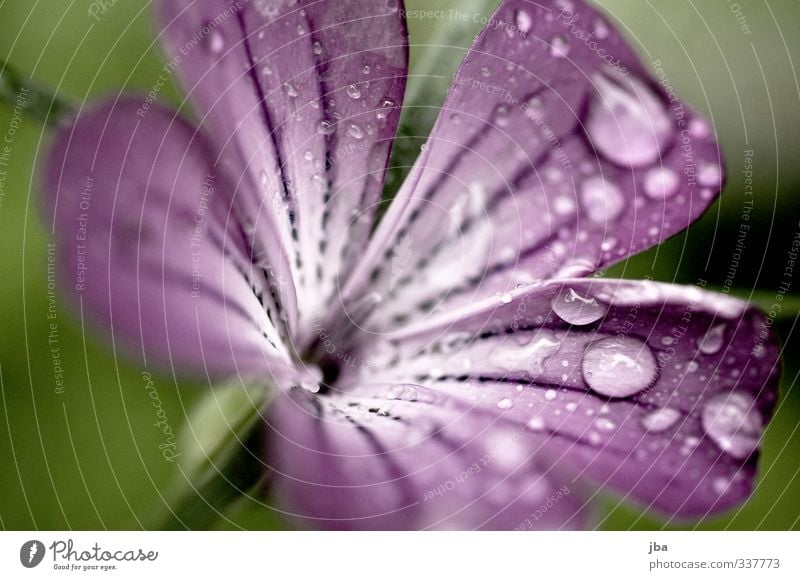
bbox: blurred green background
[1,0,799,530]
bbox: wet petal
[43,100,296,379]
[266,385,588,530]
[157,0,408,345]
[347,279,780,517]
[337,0,723,335]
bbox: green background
[1,0,799,530]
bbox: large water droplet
[702,392,763,459]
[580,176,625,223]
[582,337,658,398]
[551,287,608,325]
[640,407,681,432]
[346,84,361,99]
[698,323,726,355]
[586,68,673,168]
[643,167,680,199]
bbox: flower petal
[337,0,724,335]
[265,384,589,530]
[44,99,296,379]
[157,0,408,345]
[347,279,780,517]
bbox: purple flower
[43,0,780,530]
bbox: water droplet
[553,195,575,215]
[261,65,273,76]
[640,407,681,432]
[303,150,313,162]
[494,105,510,127]
[689,118,710,138]
[500,292,513,304]
[362,64,371,75]
[526,416,545,431]
[525,95,545,121]
[595,417,616,431]
[312,41,323,55]
[582,337,658,398]
[550,35,570,57]
[702,392,763,459]
[644,167,680,199]
[698,163,722,188]
[711,476,732,495]
[346,84,361,99]
[348,123,364,139]
[551,287,608,325]
[698,323,726,355]
[387,384,404,399]
[544,389,557,401]
[205,27,225,55]
[516,10,532,33]
[497,397,514,410]
[586,68,673,168]
[480,66,491,78]
[491,330,561,377]
[284,82,298,98]
[319,119,335,135]
[580,176,625,223]
[593,18,610,39]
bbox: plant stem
[0,59,73,126]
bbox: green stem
[143,382,273,530]
[0,59,73,125]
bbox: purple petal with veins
[41,0,780,529]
